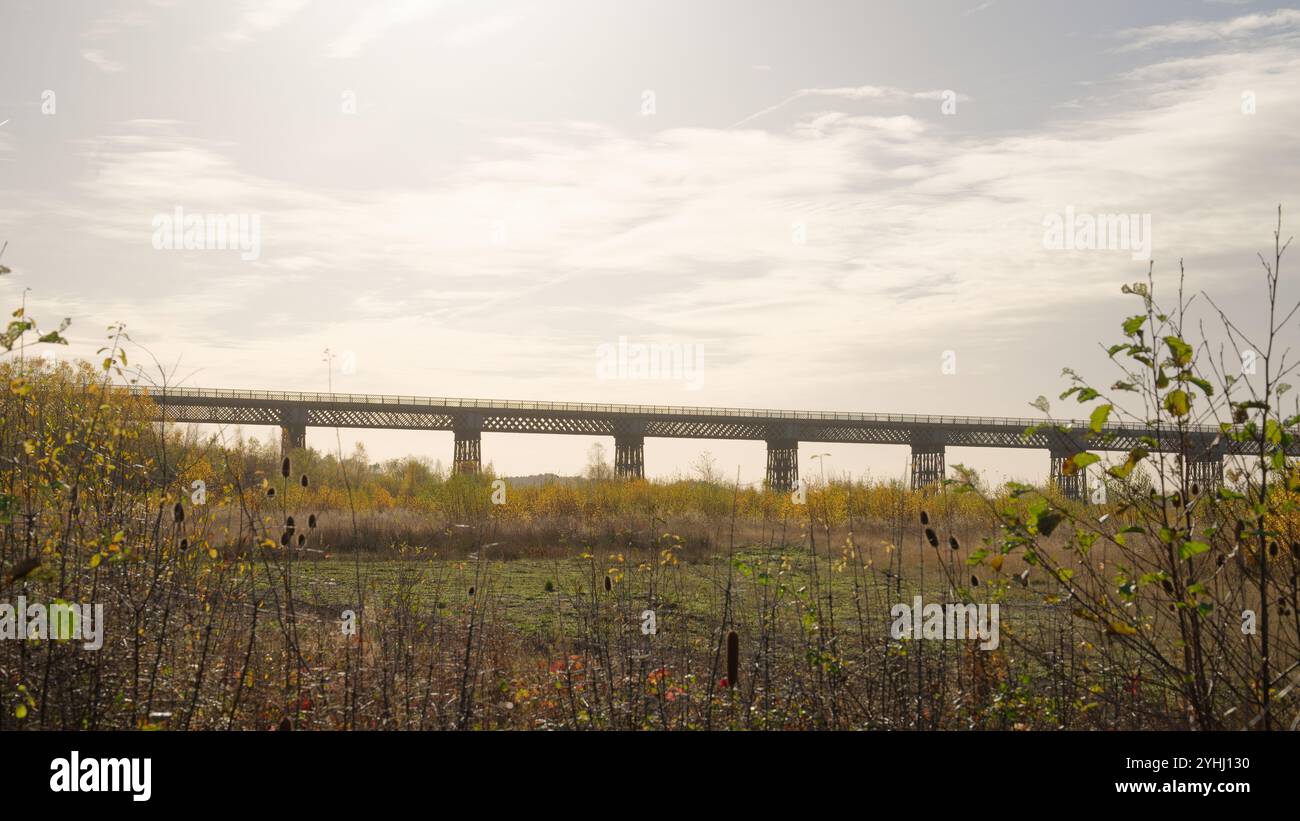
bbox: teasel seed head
[725,630,739,688]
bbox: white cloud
[81,49,124,73]
[325,0,443,59]
[222,0,312,45]
[732,85,970,127]
[1116,8,1300,51]
[443,12,524,47]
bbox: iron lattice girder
[140,390,1294,456]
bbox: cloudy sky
[2,0,1298,484]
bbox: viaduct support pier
[453,415,482,474]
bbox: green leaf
[1109,447,1149,478]
[1064,452,1099,474]
[1089,404,1112,433]
[1164,336,1193,366]
[1164,389,1189,417]
[1122,315,1146,336]
[1265,418,1282,445]
[1179,540,1211,560]
[1185,374,1214,397]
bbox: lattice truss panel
[160,405,281,425]
[645,420,771,439]
[949,429,1053,448]
[309,409,455,429]
[482,415,615,435]
[798,424,913,445]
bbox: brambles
[725,631,739,689]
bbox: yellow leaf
[15,705,27,719]
[88,553,102,568]
[989,555,1005,572]
[1107,621,1138,636]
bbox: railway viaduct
[133,387,1274,498]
